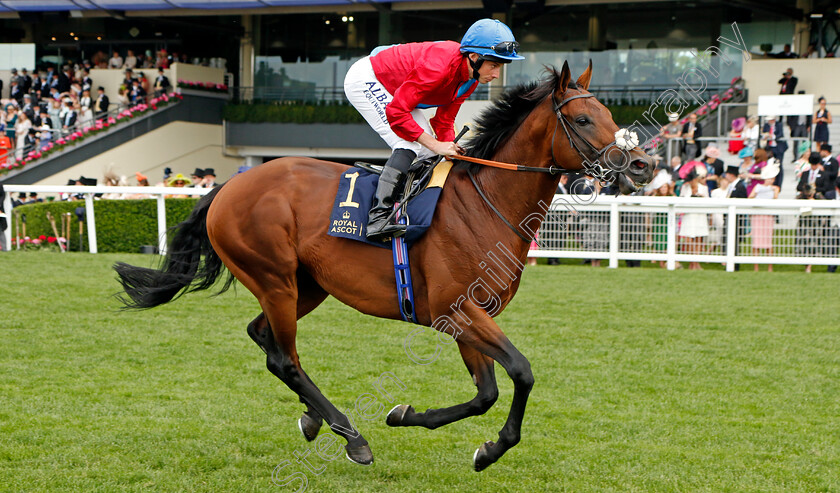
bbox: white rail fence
[3,187,840,271]
[2,185,211,255]
[534,195,840,271]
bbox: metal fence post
[157,194,167,256]
[84,193,98,254]
[609,202,619,268]
[666,203,676,270]
[725,205,737,272]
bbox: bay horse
[115,62,654,471]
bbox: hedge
[223,101,365,124]
[9,199,199,253]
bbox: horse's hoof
[297,413,321,442]
[345,444,374,465]
[472,440,495,472]
[385,404,412,427]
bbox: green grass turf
[1,252,838,492]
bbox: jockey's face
[469,54,502,84]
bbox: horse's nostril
[632,159,647,169]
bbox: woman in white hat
[748,161,781,271]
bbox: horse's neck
[471,125,560,249]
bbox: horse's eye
[576,117,589,126]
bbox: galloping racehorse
[115,62,654,471]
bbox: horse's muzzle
[618,156,654,194]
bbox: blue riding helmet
[460,19,524,62]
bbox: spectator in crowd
[37,123,51,149]
[681,112,702,160]
[79,89,92,110]
[156,49,170,69]
[129,79,147,106]
[45,65,57,90]
[708,173,729,254]
[728,117,746,154]
[802,43,818,59]
[678,167,709,270]
[9,78,23,104]
[4,105,17,149]
[660,112,682,159]
[762,115,787,166]
[80,67,92,93]
[793,146,813,180]
[14,111,31,158]
[742,116,759,150]
[190,168,205,186]
[824,177,840,273]
[109,51,124,69]
[819,144,839,194]
[813,97,831,148]
[577,175,606,267]
[776,44,799,58]
[126,172,152,199]
[165,173,192,198]
[201,168,217,188]
[646,170,673,268]
[20,94,35,121]
[61,99,77,133]
[153,67,171,97]
[123,68,137,88]
[117,87,130,110]
[124,50,138,70]
[798,153,827,194]
[79,105,94,128]
[723,166,747,270]
[94,86,109,119]
[138,71,151,95]
[749,162,780,272]
[745,148,769,196]
[778,68,798,94]
[48,99,61,131]
[701,145,724,192]
[19,68,32,94]
[58,65,72,93]
[668,155,683,193]
[796,183,823,273]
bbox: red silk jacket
[370,41,477,143]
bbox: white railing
[532,195,840,271]
[2,185,211,255]
[4,188,840,271]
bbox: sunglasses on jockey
[461,41,520,57]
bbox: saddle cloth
[327,161,453,249]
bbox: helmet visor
[463,41,520,57]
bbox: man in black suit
[9,79,23,105]
[153,67,171,97]
[94,86,109,120]
[762,115,788,162]
[798,154,827,194]
[819,144,839,194]
[19,68,32,94]
[778,68,797,94]
[80,67,92,93]
[724,165,747,270]
[681,112,703,160]
[57,65,72,93]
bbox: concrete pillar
[239,15,255,101]
[795,0,813,55]
[588,6,607,51]
[378,8,392,46]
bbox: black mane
[461,68,569,162]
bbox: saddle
[353,156,438,207]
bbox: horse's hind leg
[247,313,324,441]
[247,272,330,443]
[386,342,498,429]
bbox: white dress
[708,188,726,245]
[679,183,709,238]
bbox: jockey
[344,18,524,241]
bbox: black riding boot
[366,149,415,241]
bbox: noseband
[551,91,632,182]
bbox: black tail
[114,185,234,309]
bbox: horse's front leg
[386,341,498,429]
[455,308,534,472]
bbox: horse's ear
[557,61,572,93]
[576,60,593,91]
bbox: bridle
[457,87,639,243]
